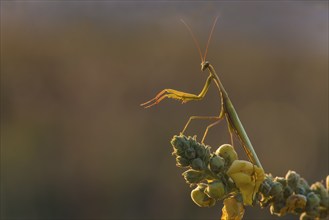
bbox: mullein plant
[171,135,329,220]
[141,17,328,220]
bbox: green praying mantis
[141,17,263,169]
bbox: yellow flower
[215,144,238,166]
[221,196,245,220]
[226,160,265,206]
[191,186,216,207]
[204,181,226,200]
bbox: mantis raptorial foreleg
[141,74,226,141]
[141,74,213,108]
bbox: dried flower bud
[204,181,226,200]
[176,156,190,167]
[191,158,205,170]
[182,169,205,184]
[191,186,216,207]
[215,144,238,165]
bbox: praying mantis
[141,17,263,169]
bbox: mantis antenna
[181,16,220,63]
[180,19,204,63]
[203,16,219,62]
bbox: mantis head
[201,61,210,71]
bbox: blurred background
[1,1,328,220]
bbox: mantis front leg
[140,74,213,108]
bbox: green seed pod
[305,192,320,214]
[283,185,293,199]
[191,158,205,170]
[204,181,226,200]
[191,186,216,207]
[203,146,212,163]
[299,178,310,193]
[185,147,196,159]
[226,178,236,192]
[209,155,225,173]
[187,137,196,148]
[274,176,287,187]
[270,200,285,216]
[310,182,327,198]
[286,170,300,189]
[295,186,306,195]
[269,182,283,197]
[182,169,205,184]
[310,182,329,208]
[295,178,311,195]
[259,178,272,196]
[175,156,190,168]
[215,144,238,165]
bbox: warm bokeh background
[1,1,328,220]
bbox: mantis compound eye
[201,61,210,71]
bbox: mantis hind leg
[201,117,224,143]
[226,116,235,146]
[181,116,221,135]
[181,115,225,144]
